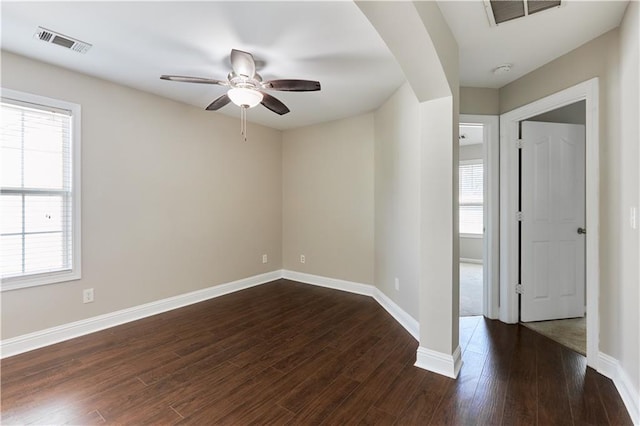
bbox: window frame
[459,158,484,238]
[1,88,82,291]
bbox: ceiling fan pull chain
[240,105,248,142]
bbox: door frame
[460,114,499,319]
[499,78,599,368]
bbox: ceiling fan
[160,49,321,116]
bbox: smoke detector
[493,64,513,75]
[33,27,92,54]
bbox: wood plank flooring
[1,279,632,425]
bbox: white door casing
[499,77,599,368]
[521,121,586,322]
[460,114,500,320]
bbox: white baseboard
[599,352,639,425]
[3,268,444,379]
[0,270,282,359]
[371,287,419,340]
[599,352,619,377]
[460,258,483,265]
[6,267,635,413]
[415,345,462,379]
[282,270,374,297]
[281,270,419,340]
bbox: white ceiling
[438,0,629,88]
[459,123,484,145]
[1,1,630,129]
[0,1,406,130]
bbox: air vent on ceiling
[484,0,562,26]
[33,27,92,54]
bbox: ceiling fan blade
[263,79,321,92]
[160,75,227,86]
[260,92,290,115]
[230,49,256,78]
[205,94,231,111]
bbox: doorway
[459,115,499,320]
[519,102,587,355]
[499,78,599,367]
[459,122,484,316]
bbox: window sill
[1,269,81,292]
[460,233,484,239]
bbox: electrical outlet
[394,278,400,291]
[300,254,306,264]
[83,288,94,304]
[262,254,268,264]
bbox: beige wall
[374,83,421,319]
[529,100,586,124]
[459,143,483,161]
[500,26,637,382]
[282,115,375,285]
[359,1,461,357]
[413,1,459,98]
[363,1,460,356]
[413,0,461,356]
[420,96,460,354]
[356,2,451,103]
[500,29,619,113]
[460,87,500,115]
[1,51,283,339]
[460,238,483,261]
[618,0,639,396]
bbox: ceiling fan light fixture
[228,87,263,108]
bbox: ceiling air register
[484,0,562,26]
[34,27,92,54]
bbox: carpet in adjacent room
[522,316,586,355]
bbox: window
[1,89,81,290]
[459,160,483,236]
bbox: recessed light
[493,64,512,75]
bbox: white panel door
[521,121,585,322]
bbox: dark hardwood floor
[1,279,632,425]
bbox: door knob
[577,227,587,235]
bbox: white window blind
[1,90,81,290]
[459,161,483,235]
